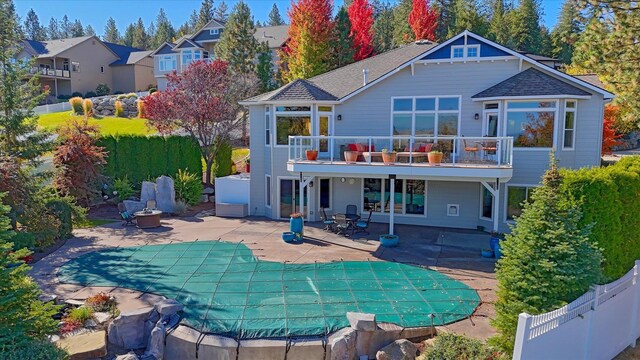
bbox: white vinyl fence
[513,260,640,360]
[33,91,150,115]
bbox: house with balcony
[240,30,614,234]
[19,36,155,97]
[151,20,289,90]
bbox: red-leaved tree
[348,0,375,61]
[602,104,622,155]
[53,118,106,207]
[143,60,241,185]
[281,0,334,81]
[408,0,438,41]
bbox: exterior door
[318,115,332,157]
[484,112,499,137]
[279,179,307,219]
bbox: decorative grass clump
[69,97,83,115]
[114,100,125,117]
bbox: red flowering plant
[602,104,622,155]
[408,0,438,41]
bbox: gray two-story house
[240,31,613,235]
[151,20,289,90]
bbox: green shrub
[84,91,97,98]
[69,97,83,115]
[126,93,138,99]
[95,83,110,96]
[113,90,124,95]
[57,94,71,100]
[149,88,157,94]
[422,333,504,360]
[45,200,73,239]
[214,140,232,177]
[113,176,134,202]
[114,100,125,117]
[10,232,36,251]
[116,94,126,100]
[0,339,68,360]
[66,307,93,323]
[71,91,82,98]
[174,169,202,206]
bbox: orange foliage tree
[602,104,622,155]
[347,0,375,61]
[408,0,438,41]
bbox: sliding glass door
[279,179,307,218]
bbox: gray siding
[192,28,223,42]
[249,105,267,216]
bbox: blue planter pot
[494,242,503,259]
[282,232,297,243]
[380,234,399,247]
[481,249,494,258]
[490,236,500,252]
[290,217,304,241]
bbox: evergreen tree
[281,0,334,81]
[408,0,438,41]
[69,19,84,37]
[84,24,96,36]
[132,18,149,49]
[256,42,276,92]
[60,15,71,38]
[103,17,121,43]
[23,9,46,41]
[487,0,513,46]
[550,0,581,64]
[0,0,51,163]
[268,3,285,26]
[123,23,135,46]
[47,17,61,40]
[197,0,215,29]
[509,0,543,53]
[215,1,258,74]
[153,9,175,48]
[373,1,395,53]
[447,0,488,37]
[348,0,375,61]
[331,7,355,69]
[188,9,199,32]
[214,0,229,21]
[538,25,552,57]
[392,0,412,45]
[432,0,454,41]
[147,21,157,45]
[255,20,262,27]
[491,154,602,354]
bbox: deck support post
[299,173,314,219]
[389,174,396,235]
[481,179,501,232]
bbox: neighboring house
[151,20,289,90]
[19,36,156,97]
[240,31,614,234]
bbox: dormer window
[209,28,219,35]
[451,45,480,59]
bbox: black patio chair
[354,211,373,235]
[334,214,352,236]
[346,204,358,218]
[117,202,136,226]
[320,208,335,232]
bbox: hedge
[560,156,640,280]
[214,141,233,177]
[98,135,202,185]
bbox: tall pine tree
[215,1,258,74]
[23,9,46,40]
[60,15,71,38]
[256,42,276,92]
[331,7,355,69]
[392,0,413,45]
[85,24,96,36]
[103,17,121,43]
[281,0,334,81]
[447,0,487,37]
[268,3,285,26]
[487,0,513,46]
[509,0,543,53]
[373,1,395,53]
[551,0,581,64]
[70,19,84,37]
[123,23,135,46]
[47,17,61,40]
[132,18,149,49]
[214,0,229,21]
[197,0,215,29]
[348,0,375,61]
[153,8,176,48]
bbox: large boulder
[155,176,176,213]
[116,353,140,360]
[347,312,377,331]
[56,330,107,360]
[155,298,183,316]
[108,307,155,349]
[124,200,145,214]
[375,339,417,360]
[141,319,166,360]
[330,328,357,360]
[140,181,157,205]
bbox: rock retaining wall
[93,95,140,117]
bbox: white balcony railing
[29,67,71,78]
[288,135,513,168]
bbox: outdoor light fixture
[474,113,480,120]
[340,177,346,183]
[337,114,342,121]
[309,181,314,188]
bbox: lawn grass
[37,111,155,136]
[75,218,117,229]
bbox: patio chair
[320,208,335,232]
[354,211,373,235]
[481,138,498,162]
[334,214,352,236]
[346,204,358,217]
[146,199,157,210]
[462,136,479,162]
[117,202,136,226]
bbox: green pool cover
[58,241,479,339]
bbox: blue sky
[15,0,565,36]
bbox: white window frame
[265,106,271,146]
[563,100,577,150]
[451,45,465,59]
[317,178,332,211]
[71,61,80,72]
[274,106,312,148]
[479,185,494,221]
[504,184,539,223]
[265,175,271,208]
[361,178,428,217]
[466,45,480,58]
[390,95,462,140]
[504,99,559,151]
[209,28,219,35]
[159,55,176,71]
[182,50,194,67]
[450,45,480,59]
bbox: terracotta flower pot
[344,151,359,163]
[305,150,318,161]
[428,152,443,165]
[381,152,397,164]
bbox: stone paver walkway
[30,216,497,340]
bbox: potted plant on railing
[305,148,318,161]
[381,148,397,164]
[344,149,359,163]
[427,143,444,165]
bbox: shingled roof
[244,40,438,103]
[472,68,592,99]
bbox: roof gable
[422,33,511,60]
[151,43,177,56]
[103,42,145,65]
[472,68,592,99]
[265,79,338,102]
[175,38,203,49]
